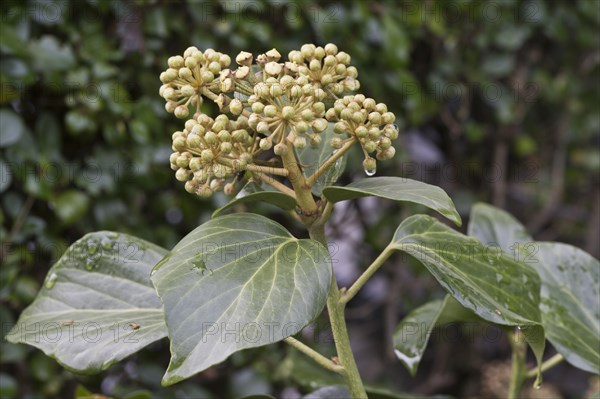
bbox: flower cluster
[160,44,398,199]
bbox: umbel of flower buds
[160,44,399,199]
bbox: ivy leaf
[151,213,332,385]
[323,177,461,226]
[533,243,600,374]
[296,122,347,196]
[212,181,297,218]
[390,215,542,327]
[467,203,545,378]
[5,232,168,373]
[393,295,481,376]
[0,109,26,148]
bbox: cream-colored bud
[200,70,214,83]
[282,106,295,120]
[259,137,272,150]
[379,137,392,149]
[368,127,381,139]
[168,56,184,68]
[363,141,377,153]
[274,143,288,155]
[197,185,212,198]
[220,78,233,92]
[335,64,346,75]
[312,118,328,132]
[220,142,233,153]
[201,149,214,162]
[321,74,333,85]
[340,108,353,120]
[380,147,396,160]
[179,67,193,79]
[192,50,205,63]
[336,51,351,65]
[251,102,265,114]
[229,99,243,115]
[176,154,190,168]
[180,85,195,97]
[189,157,202,171]
[331,137,343,149]
[264,105,277,117]
[309,59,321,71]
[325,43,338,55]
[175,168,189,181]
[283,62,298,74]
[289,85,302,98]
[160,70,175,83]
[210,178,224,192]
[265,61,282,76]
[313,102,325,115]
[384,124,399,140]
[375,103,388,114]
[257,121,271,134]
[333,121,347,134]
[218,130,231,142]
[301,109,314,121]
[368,112,382,124]
[352,111,364,123]
[309,134,322,147]
[232,129,250,142]
[224,182,236,195]
[270,83,283,98]
[355,126,368,138]
[219,54,231,67]
[363,98,376,111]
[204,131,218,144]
[265,48,281,61]
[235,66,250,79]
[314,46,325,59]
[236,51,253,66]
[162,87,176,100]
[382,112,395,124]
[185,180,198,193]
[208,61,222,74]
[325,108,337,121]
[301,44,316,58]
[184,46,199,58]
[362,157,376,172]
[175,106,189,119]
[295,121,309,133]
[186,134,202,148]
[288,50,304,64]
[184,56,198,69]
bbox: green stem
[525,353,564,379]
[341,246,393,305]
[284,336,345,375]
[308,224,367,398]
[305,138,355,187]
[508,330,527,399]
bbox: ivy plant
[7,44,599,398]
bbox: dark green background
[1,0,598,398]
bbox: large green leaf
[533,243,600,374]
[5,232,168,373]
[151,213,332,385]
[467,203,545,377]
[467,202,533,253]
[296,122,348,196]
[212,181,297,218]
[323,177,461,226]
[393,295,480,376]
[389,215,541,327]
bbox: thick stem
[280,136,318,214]
[308,224,367,398]
[508,330,527,399]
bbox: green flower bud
[189,157,202,171]
[379,137,392,149]
[168,56,184,68]
[368,127,381,140]
[384,124,399,140]
[295,121,309,133]
[336,51,350,65]
[323,55,336,67]
[274,143,288,155]
[314,88,326,101]
[257,121,271,134]
[293,136,307,149]
[169,152,179,164]
[200,70,214,83]
[233,129,249,142]
[192,50,205,63]
[184,119,197,131]
[176,154,190,168]
[309,134,322,147]
[363,141,377,153]
[204,131,218,144]
[301,109,314,121]
[340,108,353,120]
[259,138,272,150]
[375,103,388,114]
[219,54,231,67]
[377,147,396,160]
[218,130,231,142]
[321,74,333,85]
[229,99,243,115]
[282,106,295,120]
[185,179,198,193]
[312,118,328,132]
[331,137,343,149]
[181,85,195,97]
[191,124,205,136]
[179,67,193,80]
[264,105,277,118]
[382,112,395,124]
[220,142,233,153]
[335,63,346,74]
[186,134,202,148]
[362,157,376,173]
[301,44,316,58]
[175,168,189,181]
[325,108,337,121]
[162,87,176,100]
[184,56,198,69]
[368,112,382,124]
[355,126,368,138]
[160,72,172,84]
[201,149,214,162]
[352,111,364,123]
[270,83,283,98]
[165,101,178,113]
[197,185,212,198]
[315,46,325,59]
[175,105,190,119]
[333,121,347,134]
[210,178,224,191]
[233,157,248,171]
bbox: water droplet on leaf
[364,167,376,176]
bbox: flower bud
[333,122,347,134]
[200,70,214,83]
[235,66,250,79]
[236,51,253,66]
[301,44,316,58]
[265,61,282,76]
[312,118,328,132]
[362,157,376,172]
[301,109,314,121]
[282,106,295,120]
[379,137,392,149]
[325,43,338,55]
[363,141,377,153]
[185,180,198,193]
[168,56,184,68]
[165,101,177,113]
[375,103,388,114]
[210,178,224,191]
[184,56,198,69]
[189,157,202,171]
[355,126,368,138]
[219,54,231,67]
[180,85,195,97]
[201,149,214,162]
[382,112,395,124]
[229,99,243,115]
[378,147,396,160]
[264,105,277,118]
[270,83,283,97]
[368,112,382,124]
[309,134,322,147]
[340,108,353,120]
[309,59,321,71]
[197,185,212,198]
[321,74,333,85]
[208,61,221,74]
[178,67,193,80]
[368,127,381,140]
[324,55,336,67]
[325,108,337,121]
[289,50,304,64]
[352,111,364,123]
[224,182,236,195]
[175,168,189,181]
[331,137,343,149]
[220,142,233,153]
[218,130,231,142]
[186,134,202,148]
[265,48,281,61]
[274,143,288,155]
[175,106,189,119]
[257,121,271,134]
[259,138,272,150]
[295,121,309,133]
[312,102,325,115]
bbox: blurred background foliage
[0,0,598,398]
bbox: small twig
[284,336,346,375]
[306,139,355,187]
[253,173,296,198]
[340,246,394,305]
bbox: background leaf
[393,295,480,376]
[151,213,332,385]
[6,232,168,373]
[323,177,461,226]
[533,242,600,374]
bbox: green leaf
[532,243,600,374]
[303,386,350,399]
[151,213,332,385]
[389,215,541,327]
[295,122,347,196]
[0,109,26,148]
[52,190,90,225]
[323,177,462,226]
[468,203,533,253]
[393,295,480,376]
[212,181,297,218]
[0,158,11,193]
[467,203,545,376]
[5,232,168,373]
